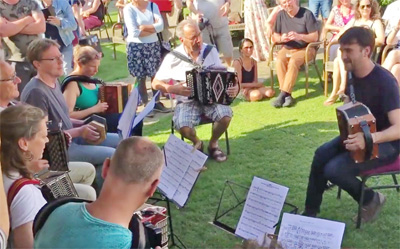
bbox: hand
[47,16,61,26]
[64,131,72,146]
[93,101,109,113]
[280,33,291,43]
[82,11,89,18]
[219,2,230,17]
[226,84,239,97]
[343,132,365,152]
[195,13,204,23]
[139,25,145,31]
[30,159,50,173]
[171,82,192,97]
[288,31,301,41]
[81,124,100,142]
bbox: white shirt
[155,43,223,102]
[193,0,228,28]
[382,0,400,39]
[3,171,47,230]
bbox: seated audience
[21,38,119,191]
[382,20,400,86]
[115,0,129,22]
[69,0,87,37]
[382,0,400,38]
[82,0,104,30]
[152,19,239,162]
[233,38,275,102]
[41,0,78,75]
[323,0,354,105]
[34,137,164,248]
[62,45,143,134]
[303,27,400,224]
[0,105,49,249]
[270,0,319,108]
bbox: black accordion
[42,129,69,172]
[186,68,237,105]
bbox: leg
[214,26,234,66]
[83,15,102,30]
[248,88,263,102]
[324,56,341,105]
[275,47,290,91]
[73,183,97,201]
[68,161,96,185]
[308,0,319,19]
[281,48,313,94]
[382,50,400,71]
[305,136,345,214]
[61,44,74,75]
[203,104,233,149]
[173,102,203,146]
[136,77,148,104]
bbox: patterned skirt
[126,41,161,78]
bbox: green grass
[96,12,400,249]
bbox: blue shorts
[308,0,332,19]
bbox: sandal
[208,147,227,162]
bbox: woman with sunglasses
[233,38,275,102]
[324,0,384,105]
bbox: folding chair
[87,0,111,41]
[337,157,400,228]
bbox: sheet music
[132,91,160,129]
[118,87,138,139]
[235,176,289,241]
[158,134,208,208]
[278,213,345,249]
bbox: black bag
[150,2,171,59]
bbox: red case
[151,0,172,12]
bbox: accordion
[43,129,69,172]
[99,83,132,113]
[186,68,237,105]
[336,102,378,163]
[35,170,78,202]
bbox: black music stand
[212,180,298,236]
[149,192,187,249]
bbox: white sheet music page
[117,87,138,139]
[158,134,208,207]
[278,213,345,249]
[235,176,289,241]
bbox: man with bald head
[35,136,165,248]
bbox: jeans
[61,43,74,75]
[68,133,120,191]
[305,136,400,213]
[308,0,332,19]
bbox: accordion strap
[360,120,374,161]
[61,75,105,93]
[7,178,40,209]
[170,44,214,68]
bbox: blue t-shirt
[34,202,132,248]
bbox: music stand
[212,180,298,236]
[149,192,187,249]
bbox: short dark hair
[339,27,375,57]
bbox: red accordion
[99,83,132,114]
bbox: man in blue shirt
[34,137,165,248]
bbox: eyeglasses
[0,73,19,83]
[39,54,64,62]
[360,4,371,9]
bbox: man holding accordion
[152,19,239,163]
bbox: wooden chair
[337,157,400,228]
[87,0,111,41]
[268,20,324,96]
[171,117,230,155]
[111,22,125,59]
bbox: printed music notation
[235,176,289,242]
[278,213,345,249]
[158,134,208,208]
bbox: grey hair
[176,19,199,39]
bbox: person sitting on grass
[233,38,275,102]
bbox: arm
[373,19,385,46]
[372,109,400,144]
[266,6,282,38]
[233,59,243,85]
[173,0,182,10]
[19,10,46,35]
[186,0,200,15]
[0,16,33,37]
[152,78,191,96]
[83,0,101,16]
[323,10,342,33]
[124,5,141,38]
[0,167,9,239]
[385,20,400,46]
[332,18,354,43]
[59,0,78,32]
[72,4,87,36]
[13,222,34,249]
[63,81,100,120]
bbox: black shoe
[146,110,155,118]
[282,96,295,107]
[301,210,317,218]
[271,96,285,108]
[154,102,171,113]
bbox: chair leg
[357,178,367,229]
[314,63,323,89]
[225,130,230,155]
[392,174,400,192]
[324,66,329,97]
[337,187,342,199]
[104,26,111,41]
[305,64,309,97]
[269,68,274,89]
[113,43,117,60]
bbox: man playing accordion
[152,19,239,163]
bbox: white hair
[176,19,199,39]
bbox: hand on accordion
[343,132,366,152]
[31,159,50,173]
[81,124,101,142]
[171,82,191,97]
[226,84,240,98]
[93,101,109,113]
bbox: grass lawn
[95,12,400,249]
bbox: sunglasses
[360,4,371,9]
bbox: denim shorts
[308,0,332,19]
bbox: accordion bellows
[99,83,132,113]
[186,69,237,105]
